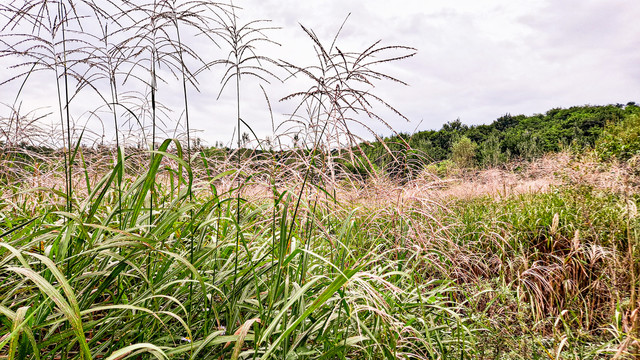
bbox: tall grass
[2,1,639,359]
[0,149,478,359]
[0,1,447,359]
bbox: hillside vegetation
[359,103,640,178]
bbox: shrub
[596,114,640,160]
[451,136,478,168]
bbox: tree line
[354,102,640,178]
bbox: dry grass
[337,152,640,212]
[4,149,639,218]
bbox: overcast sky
[240,0,640,138]
[2,0,639,146]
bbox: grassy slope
[1,100,640,360]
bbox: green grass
[420,186,639,358]
[2,151,639,359]
[0,149,478,359]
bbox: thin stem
[173,2,197,325]
[234,40,241,302]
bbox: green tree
[596,113,640,160]
[451,136,477,168]
[480,132,502,167]
[516,130,540,161]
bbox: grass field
[1,1,639,358]
[1,148,639,359]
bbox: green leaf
[260,267,361,360]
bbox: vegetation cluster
[359,103,640,178]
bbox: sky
[1,0,639,147]
[233,0,640,140]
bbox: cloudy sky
[1,0,639,146]
[236,0,640,139]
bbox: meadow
[1,1,640,359]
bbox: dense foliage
[360,103,640,176]
[596,112,640,161]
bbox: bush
[423,159,455,178]
[451,136,477,168]
[596,114,640,160]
